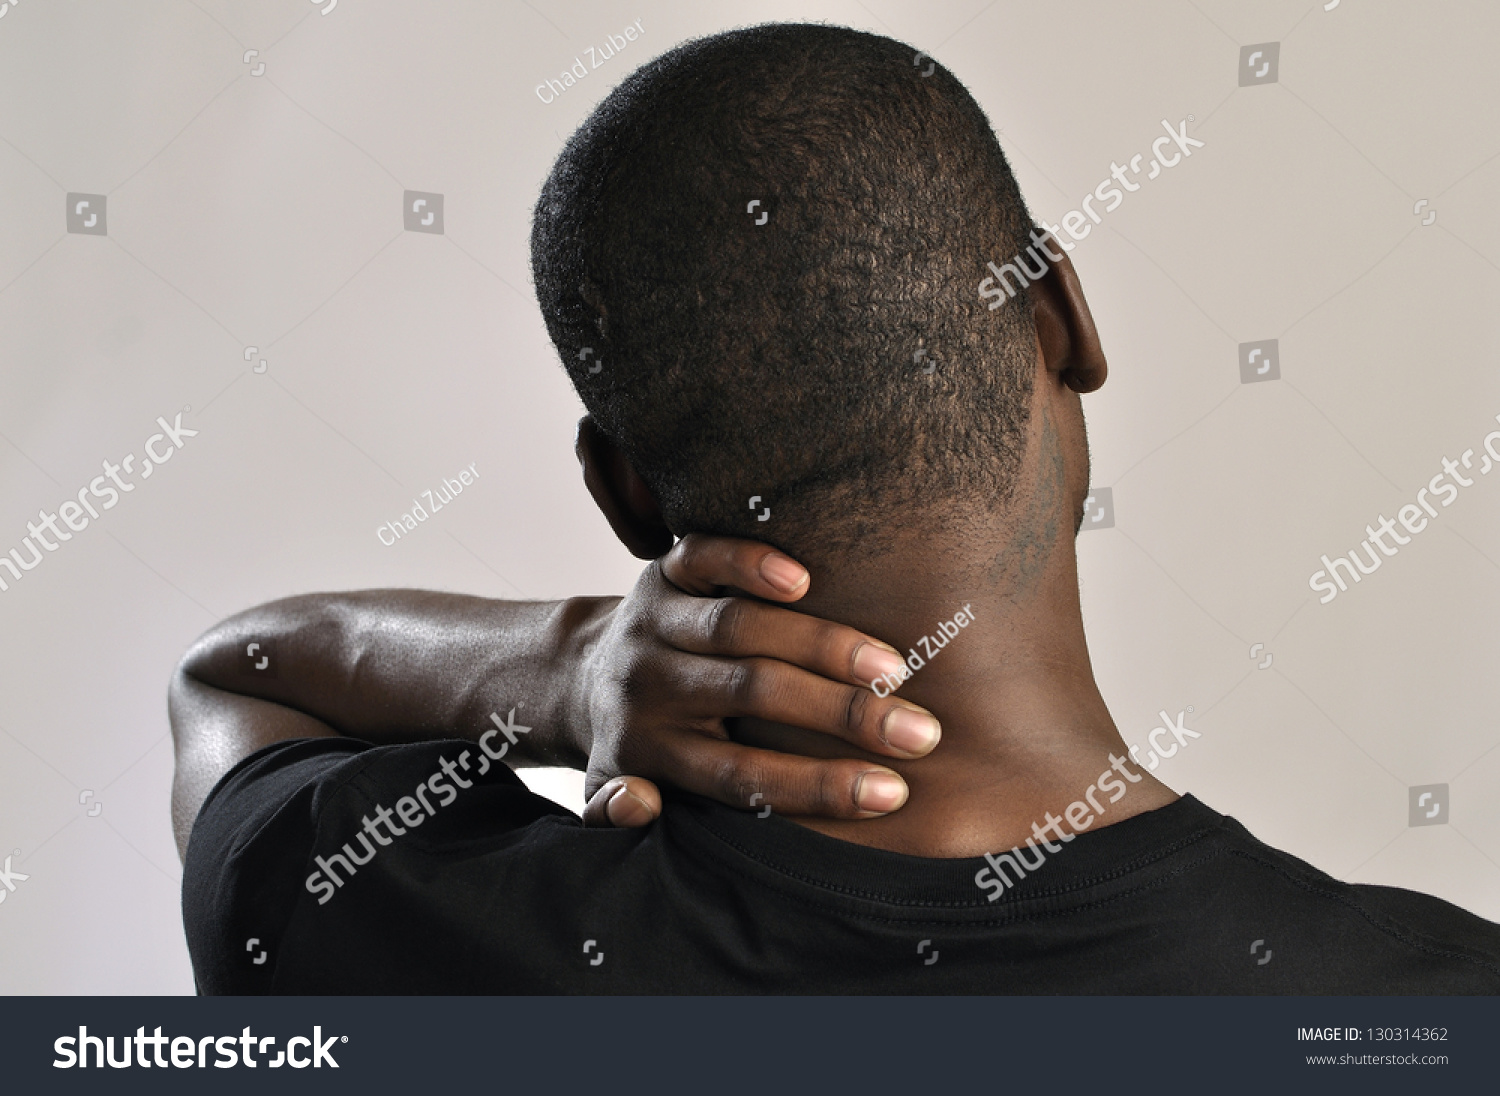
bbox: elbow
[174,616,248,693]
[175,593,339,690]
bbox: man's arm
[169,673,342,858]
[170,536,942,861]
[168,592,600,859]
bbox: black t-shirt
[183,737,1500,994]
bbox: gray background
[1,0,1497,994]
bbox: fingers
[660,593,912,692]
[654,533,917,703]
[663,587,906,680]
[658,734,909,819]
[661,534,810,601]
[662,653,938,758]
[582,776,663,828]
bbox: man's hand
[575,535,939,827]
[169,537,937,857]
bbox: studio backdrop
[0,0,1497,993]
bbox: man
[175,24,1500,992]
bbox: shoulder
[182,737,373,993]
[182,736,573,993]
[1211,814,1500,991]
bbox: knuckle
[712,754,760,807]
[704,596,746,652]
[723,659,761,711]
[616,651,651,694]
[815,764,856,817]
[842,685,872,738]
[812,618,845,657]
[674,534,711,576]
[620,607,654,641]
[616,656,668,711]
[623,734,675,780]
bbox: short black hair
[531,23,1038,558]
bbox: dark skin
[579,247,1178,857]
[170,539,939,861]
[170,247,1174,863]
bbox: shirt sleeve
[182,737,374,994]
[181,735,581,994]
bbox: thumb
[581,776,663,828]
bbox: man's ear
[575,416,675,560]
[1030,244,1107,394]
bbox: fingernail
[852,642,907,685]
[606,783,653,827]
[881,706,941,755]
[759,553,808,594]
[854,770,908,813]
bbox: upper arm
[169,668,339,863]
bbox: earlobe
[1031,248,1107,394]
[575,417,675,559]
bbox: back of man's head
[532,23,1039,559]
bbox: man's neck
[731,533,1178,858]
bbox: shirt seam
[676,807,1226,911]
[1224,846,1500,980]
[683,836,1235,928]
